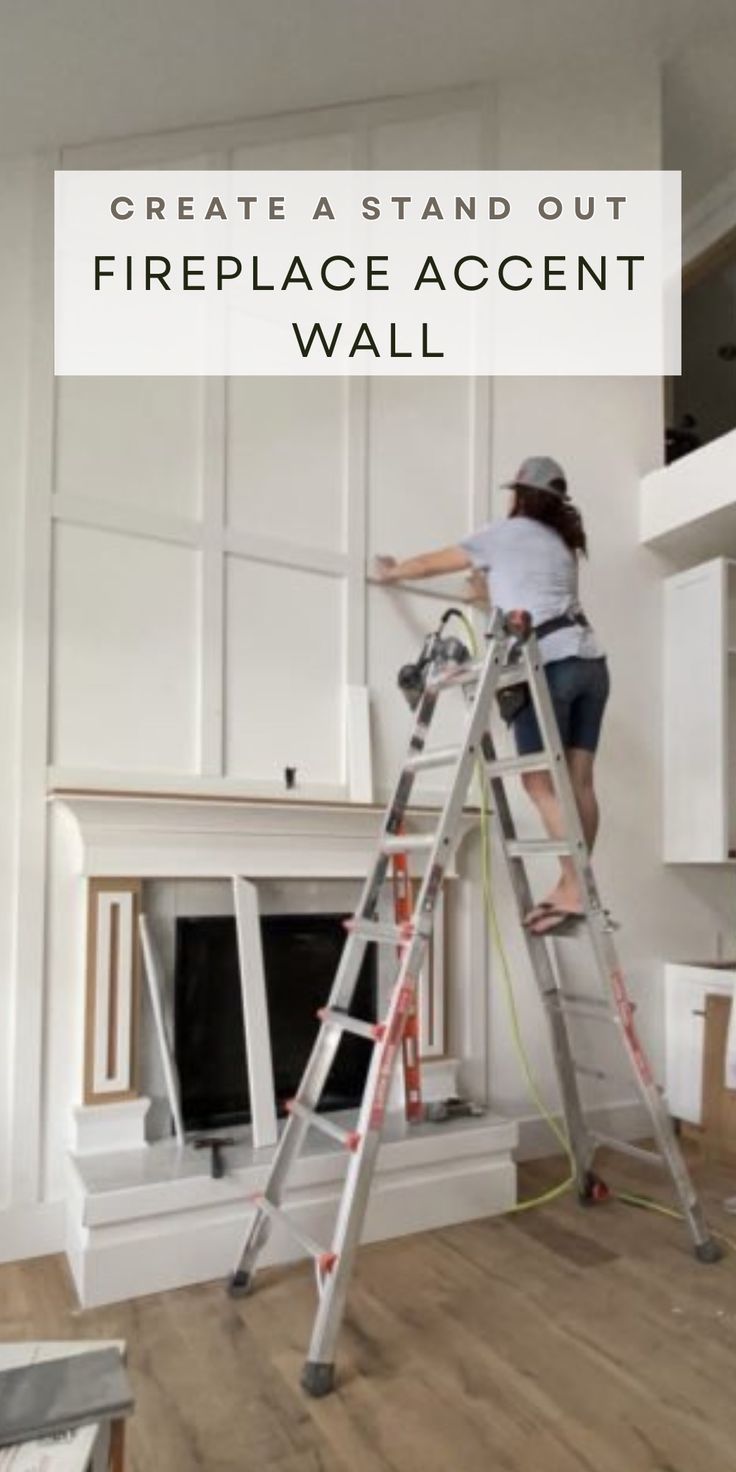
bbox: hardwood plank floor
[3,1150,736,1472]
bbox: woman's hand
[374,555,399,583]
[374,546,472,585]
[465,568,489,609]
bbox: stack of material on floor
[0,1341,132,1471]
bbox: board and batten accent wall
[48,97,492,805]
[1,90,496,1253]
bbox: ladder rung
[255,1195,336,1268]
[404,744,463,773]
[429,661,483,689]
[496,666,529,690]
[485,753,551,779]
[343,918,413,946]
[573,1061,609,1081]
[318,1007,386,1042]
[558,999,617,1023]
[589,1132,664,1168]
[506,838,575,857]
[382,833,436,855]
[561,989,636,1014]
[559,990,608,1008]
[286,1100,362,1152]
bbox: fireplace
[56,793,513,1310]
[174,912,378,1133]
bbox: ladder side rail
[522,644,711,1246]
[479,729,595,1191]
[302,939,426,1378]
[302,620,513,1375]
[577,913,707,1236]
[322,678,446,1017]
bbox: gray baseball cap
[504,455,567,497]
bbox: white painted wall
[0,159,34,1215]
[486,67,736,1123]
[4,70,736,1260]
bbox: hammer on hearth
[192,1135,236,1179]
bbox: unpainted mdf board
[701,992,736,1157]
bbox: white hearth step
[285,1099,361,1152]
[67,1112,519,1306]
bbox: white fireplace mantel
[51,790,481,879]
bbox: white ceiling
[2,0,735,206]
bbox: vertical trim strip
[9,153,58,1204]
[107,904,120,1080]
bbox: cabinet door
[664,559,726,861]
[665,965,734,1122]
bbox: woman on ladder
[374,455,610,938]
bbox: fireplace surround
[51,789,518,1306]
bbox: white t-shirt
[461,516,603,663]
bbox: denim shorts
[513,656,610,755]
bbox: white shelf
[641,428,736,564]
[664,558,736,862]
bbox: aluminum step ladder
[227,606,720,1398]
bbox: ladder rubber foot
[694,1237,723,1264]
[227,1269,253,1298]
[301,1360,336,1397]
[578,1171,611,1206]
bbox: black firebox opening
[174,913,377,1134]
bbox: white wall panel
[367,585,470,799]
[227,378,348,552]
[51,524,198,771]
[55,378,205,518]
[225,556,344,785]
[230,133,354,170]
[367,376,474,559]
[368,109,482,168]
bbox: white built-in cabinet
[664,557,736,862]
[665,963,736,1123]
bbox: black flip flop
[523,901,556,928]
[528,908,585,938]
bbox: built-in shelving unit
[664,557,736,862]
[641,427,736,566]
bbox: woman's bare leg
[566,747,599,850]
[521,769,580,912]
[521,748,599,914]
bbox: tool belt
[497,611,590,725]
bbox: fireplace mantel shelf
[51,790,481,880]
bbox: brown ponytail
[510,482,588,557]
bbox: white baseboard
[0,1201,67,1263]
